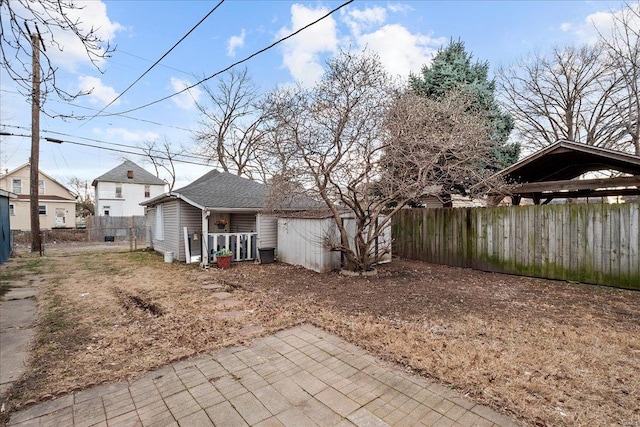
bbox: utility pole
[29,30,41,254]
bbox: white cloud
[355,24,442,78]
[39,1,124,71]
[277,3,442,84]
[77,76,119,105]
[169,77,202,110]
[387,3,413,14]
[342,6,386,36]
[94,127,159,144]
[561,3,640,45]
[277,4,338,85]
[227,29,246,57]
[560,22,572,32]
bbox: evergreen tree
[410,40,520,170]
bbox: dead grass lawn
[4,247,639,427]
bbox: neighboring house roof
[91,160,166,187]
[0,190,16,199]
[1,163,76,200]
[141,170,320,211]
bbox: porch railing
[207,232,258,263]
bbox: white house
[92,160,166,217]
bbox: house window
[115,183,122,198]
[12,179,22,194]
[144,185,150,198]
[127,170,134,179]
[38,179,45,194]
[9,204,15,216]
[103,205,110,216]
[38,205,47,215]
[155,205,164,241]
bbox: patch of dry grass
[4,249,640,427]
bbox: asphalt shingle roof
[174,170,268,209]
[92,160,166,186]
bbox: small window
[103,205,110,216]
[38,205,47,215]
[115,183,122,198]
[38,179,45,194]
[9,204,15,216]
[144,185,150,198]
[127,170,134,179]
[12,179,22,194]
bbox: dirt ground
[2,244,639,426]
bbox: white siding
[277,215,392,273]
[277,217,340,273]
[96,182,165,217]
[257,214,278,249]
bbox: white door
[55,208,66,227]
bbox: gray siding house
[141,170,279,266]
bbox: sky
[0,0,631,192]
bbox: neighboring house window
[38,205,47,215]
[103,205,110,216]
[9,204,15,216]
[39,179,45,194]
[155,205,164,240]
[115,183,122,198]
[144,185,150,198]
[12,179,22,194]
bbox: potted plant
[215,249,233,269]
[214,218,228,230]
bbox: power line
[1,88,194,132]
[0,130,212,167]
[117,50,194,76]
[2,123,209,163]
[85,0,225,123]
[103,0,354,117]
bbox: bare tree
[1,0,115,114]
[194,67,266,179]
[137,137,183,191]
[263,51,499,272]
[597,2,640,155]
[66,176,94,217]
[498,45,628,151]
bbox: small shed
[0,190,16,264]
[277,211,392,273]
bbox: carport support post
[201,210,209,268]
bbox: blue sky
[0,0,629,190]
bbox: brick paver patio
[8,324,519,426]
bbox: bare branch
[1,0,116,117]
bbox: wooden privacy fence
[87,215,146,244]
[392,204,639,290]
